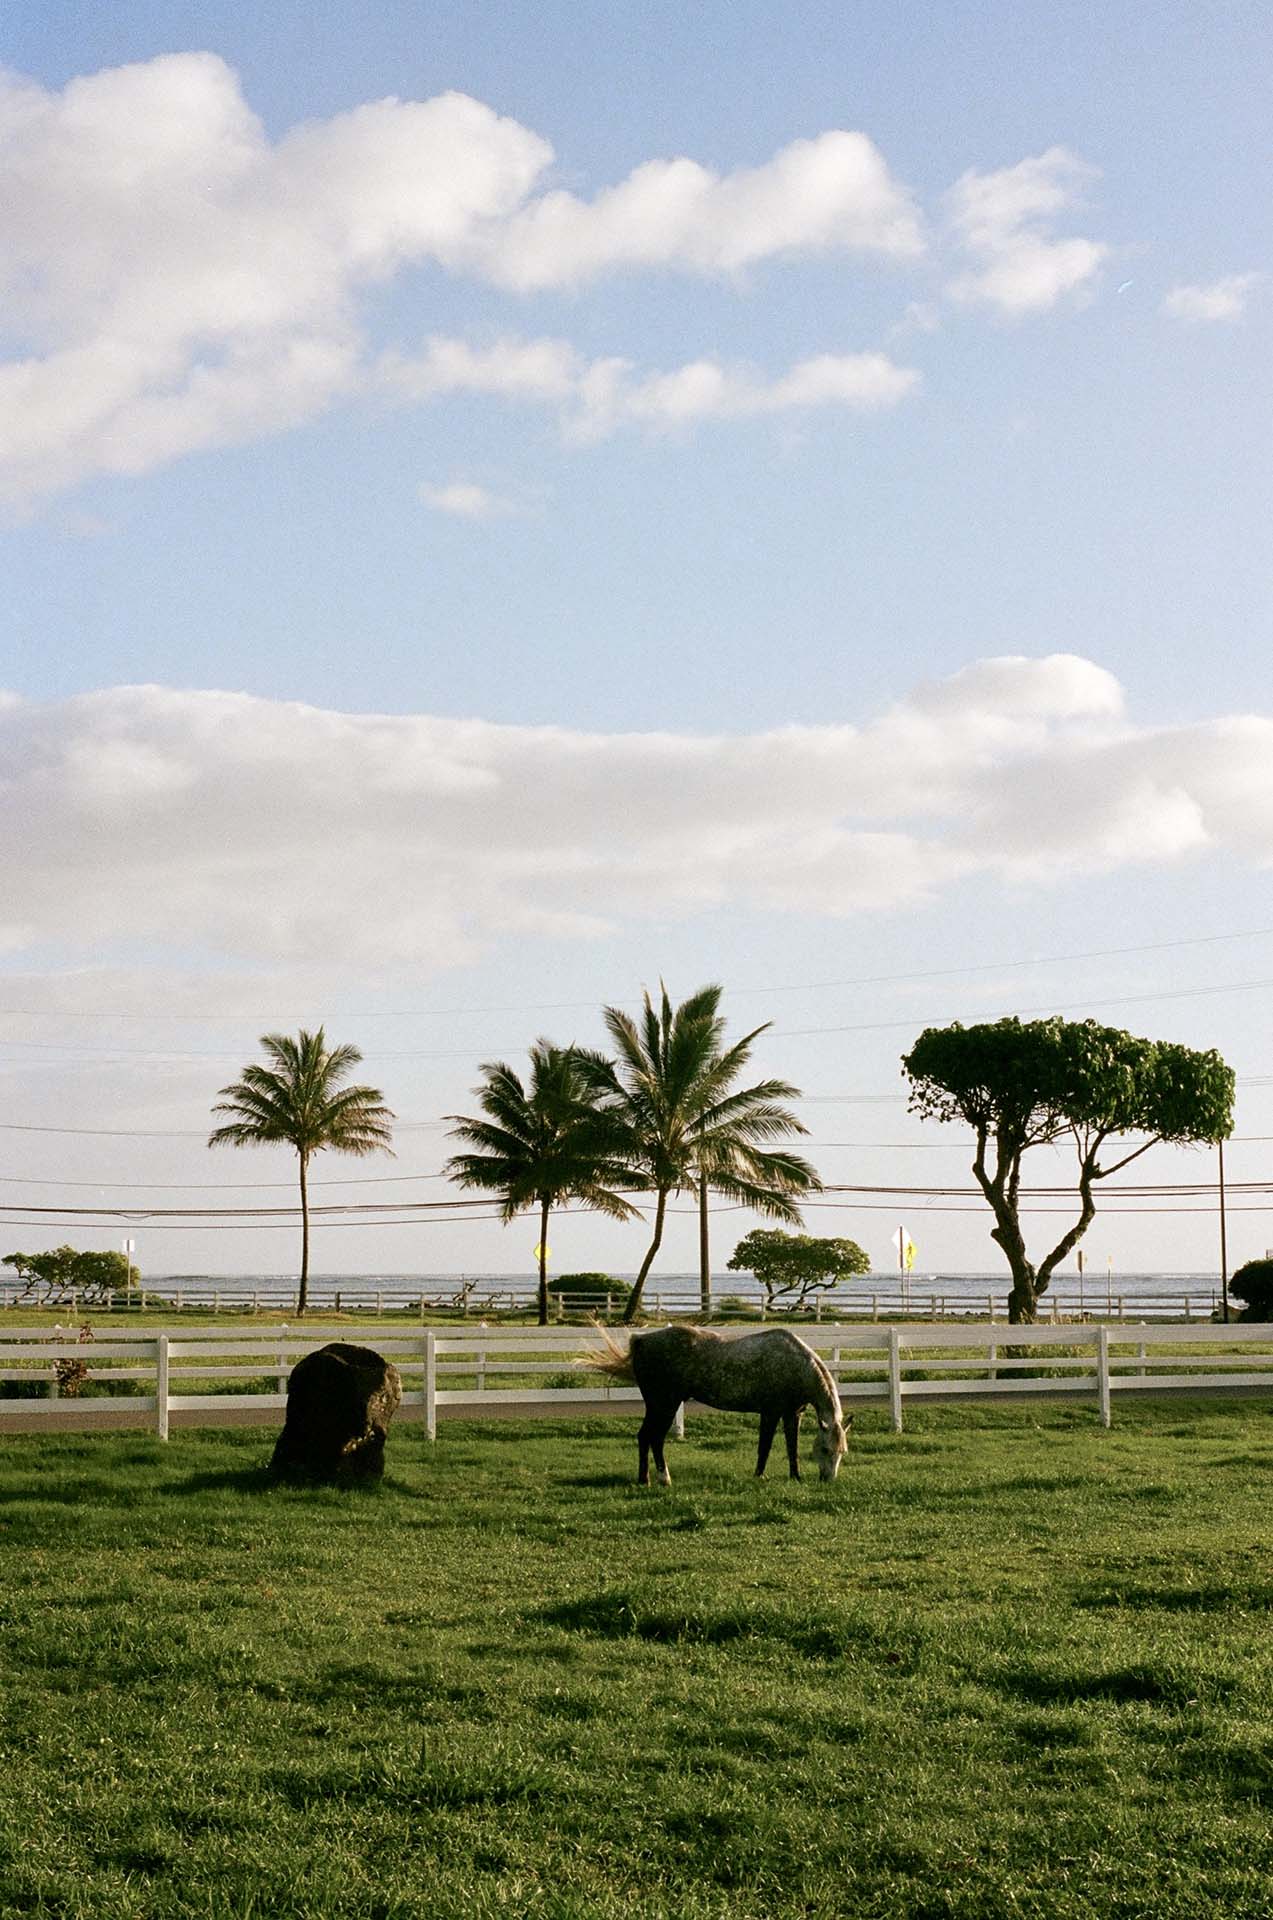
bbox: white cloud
[1162,274,1262,322]
[945,147,1108,315]
[380,336,920,440]
[0,55,933,504]
[420,480,520,519]
[457,130,924,290]
[2,657,1270,972]
[0,57,548,503]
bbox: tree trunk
[537,1196,551,1326]
[698,1173,711,1317]
[973,1137,1038,1323]
[623,1188,668,1323]
[297,1151,310,1315]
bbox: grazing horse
[591,1324,849,1486]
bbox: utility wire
[3,922,1271,1020]
[4,971,1273,1064]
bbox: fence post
[424,1330,437,1441]
[476,1341,486,1393]
[888,1326,903,1433]
[988,1336,997,1383]
[673,1402,685,1440]
[988,1293,996,1323]
[1185,1295,1193,1324]
[1097,1326,1111,1429]
[156,1335,170,1442]
[871,1294,878,1323]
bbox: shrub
[546,1272,631,1314]
[1230,1258,1273,1321]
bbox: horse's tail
[579,1321,635,1382]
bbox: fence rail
[2,1320,1271,1439]
[0,1280,1226,1324]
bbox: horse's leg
[638,1400,678,1486]
[755,1410,779,1477]
[637,1404,654,1485]
[648,1400,679,1486]
[783,1408,803,1480]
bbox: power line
[4,971,1273,1065]
[3,922,1271,1021]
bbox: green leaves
[208,1028,394,1309]
[902,1016,1235,1150]
[727,1229,870,1308]
[900,1015,1236,1320]
[209,1028,395,1160]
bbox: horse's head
[813,1411,851,1481]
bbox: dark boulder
[271,1341,402,1482]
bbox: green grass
[3,1401,1273,1917]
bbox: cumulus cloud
[945,148,1108,315]
[0,57,549,503]
[1,657,1269,972]
[1162,274,1262,322]
[380,335,920,439]
[0,54,933,504]
[457,130,925,290]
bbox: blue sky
[2,2,1270,1279]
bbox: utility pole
[1219,1138,1230,1323]
[698,1173,711,1317]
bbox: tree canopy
[2,1245,131,1305]
[727,1229,870,1309]
[578,983,819,1323]
[445,1042,638,1325]
[209,1028,394,1313]
[902,1016,1234,1323]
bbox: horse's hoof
[659,1471,672,1486]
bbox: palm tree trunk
[623,1188,668,1324]
[698,1172,711,1317]
[298,1151,310,1315]
[538,1196,551,1326]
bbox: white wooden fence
[0,1282,1224,1322]
[3,1320,1273,1440]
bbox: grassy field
[2,1401,1273,1918]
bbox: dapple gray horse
[592,1324,849,1486]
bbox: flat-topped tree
[902,1016,1234,1324]
[210,1029,394,1315]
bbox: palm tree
[209,1029,395,1314]
[445,1041,640,1324]
[581,984,821,1323]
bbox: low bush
[546,1272,631,1314]
[1231,1258,1273,1321]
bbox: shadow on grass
[538,1588,923,1666]
[1077,1581,1273,1613]
[158,1465,277,1496]
[991,1660,1237,1708]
